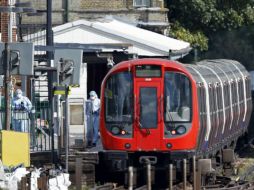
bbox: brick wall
[71,0,164,10]
[1,0,9,42]
[19,0,168,33]
[77,0,127,10]
[20,0,62,10]
[0,0,17,42]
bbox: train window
[201,85,206,114]
[197,86,202,115]
[135,65,161,77]
[140,87,158,128]
[246,78,250,97]
[247,78,251,98]
[224,83,229,108]
[164,72,192,122]
[104,72,133,123]
[239,80,243,102]
[208,87,213,115]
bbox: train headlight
[176,125,186,135]
[166,143,172,149]
[121,130,126,135]
[111,126,121,135]
[125,143,131,149]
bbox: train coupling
[139,156,157,164]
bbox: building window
[133,0,151,7]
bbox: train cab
[97,58,252,185]
[100,59,199,155]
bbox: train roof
[105,58,249,86]
[110,58,187,72]
[185,59,249,85]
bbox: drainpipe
[64,0,69,23]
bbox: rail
[123,156,254,190]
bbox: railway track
[67,144,254,190]
[91,180,254,190]
[100,156,254,189]
[121,157,254,190]
[69,153,254,190]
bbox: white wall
[68,62,87,146]
[69,62,87,100]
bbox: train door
[135,80,162,150]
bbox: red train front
[97,58,252,186]
[98,58,252,182]
[100,59,199,154]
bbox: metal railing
[0,103,53,152]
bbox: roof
[25,17,191,58]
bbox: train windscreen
[164,72,192,122]
[104,72,133,123]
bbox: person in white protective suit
[12,89,32,132]
[86,91,101,148]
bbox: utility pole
[46,0,55,163]
[3,0,14,130]
[3,43,11,130]
[65,85,69,172]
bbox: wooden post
[20,176,27,190]
[75,157,82,190]
[37,175,48,190]
[196,160,201,190]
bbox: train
[97,58,252,184]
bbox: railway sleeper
[124,158,238,189]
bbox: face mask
[90,96,95,100]
[17,94,22,99]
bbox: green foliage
[167,0,254,68]
[202,26,254,70]
[170,23,208,51]
[168,0,254,32]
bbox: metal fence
[0,109,31,132]
[0,103,52,152]
[30,75,54,152]
[0,73,54,152]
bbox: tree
[167,0,254,52]
[202,26,254,70]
